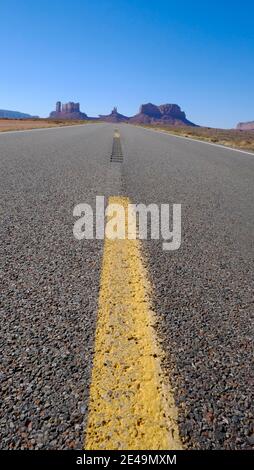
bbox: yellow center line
[84,196,182,450]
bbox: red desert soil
[0,119,90,132]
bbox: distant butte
[49,101,89,120]
[129,103,196,126]
[98,107,128,123]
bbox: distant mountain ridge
[97,103,196,126]
[0,109,38,119]
[48,101,197,126]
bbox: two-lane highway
[0,123,253,449]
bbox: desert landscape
[1,117,254,153]
[1,101,254,153]
[141,124,254,152]
[0,118,91,133]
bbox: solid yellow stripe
[85,196,182,450]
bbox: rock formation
[129,102,196,126]
[48,101,196,125]
[49,102,88,120]
[98,107,129,123]
[236,121,254,131]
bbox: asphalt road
[0,123,253,449]
[0,124,111,449]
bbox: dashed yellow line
[114,129,120,138]
[85,196,182,450]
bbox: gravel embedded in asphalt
[0,123,253,450]
[0,124,113,449]
[120,124,254,450]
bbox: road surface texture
[0,125,111,449]
[0,123,253,449]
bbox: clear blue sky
[1,0,254,128]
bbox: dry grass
[0,118,94,133]
[139,124,254,153]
